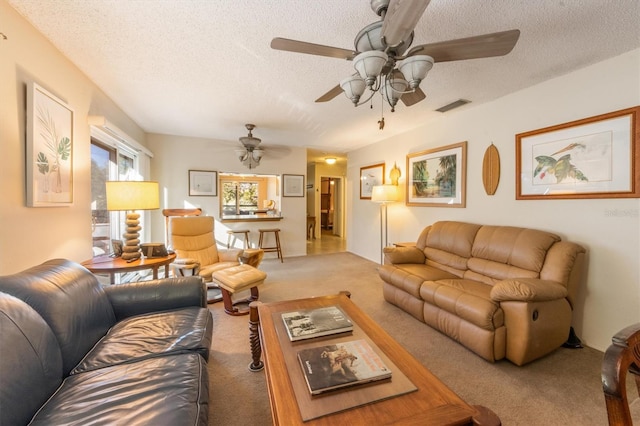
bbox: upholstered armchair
[168,216,263,302]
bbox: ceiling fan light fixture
[237,124,263,169]
[252,148,264,161]
[398,54,434,89]
[383,75,408,110]
[354,50,388,87]
[354,21,385,52]
[340,75,366,105]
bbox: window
[222,181,259,215]
[90,139,139,257]
[219,173,279,219]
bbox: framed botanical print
[516,106,640,199]
[26,82,74,207]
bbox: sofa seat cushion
[420,279,504,330]
[379,264,458,298]
[71,307,213,374]
[30,353,208,426]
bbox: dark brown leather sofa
[0,259,212,425]
[379,221,586,366]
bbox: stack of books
[281,306,392,395]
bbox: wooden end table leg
[248,301,264,372]
[471,405,501,426]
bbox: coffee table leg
[248,301,264,372]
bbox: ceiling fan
[271,0,520,113]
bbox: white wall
[147,133,308,257]
[0,0,146,273]
[347,49,640,352]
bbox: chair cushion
[71,307,213,374]
[29,353,209,426]
[212,265,267,293]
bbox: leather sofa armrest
[490,278,568,303]
[383,246,426,264]
[103,276,207,321]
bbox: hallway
[306,229,346,256]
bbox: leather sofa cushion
[379,264,458,298]
[0,292,63,426]
[71,307,213,374]
[0,259,116,375]
[29,353,209,426]
[420,279,504,330]
[424,221,481,259]
[471,226,560,273]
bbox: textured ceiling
[7,0,640,163]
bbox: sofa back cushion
[421,222,482,277]
[0,259,116,375]
[0,292,63,426]
[467,225,560,284]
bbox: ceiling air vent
[436,99,471,113]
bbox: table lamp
[106,181,160,262]
[371,184,399,264]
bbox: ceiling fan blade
[271,38,357,60]
[315,84,343,103]
[401,87,426,107]
[381,0,431,48]
[406,29,520,62]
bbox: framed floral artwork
[360,163,385,199]
[406,141,467,207]
[516,106,640,199]
[26,82,74,207]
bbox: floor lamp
[371,185,399,264]
[106,181,160,262]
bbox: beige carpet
[207,252,608,425]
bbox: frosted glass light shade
[383,76,408,108]
[340,75,366,104]
[371,184,399,203]
[353,50,388,87]
[398,55,434,89]
[106,181,159,211]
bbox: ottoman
[212,264,267,316]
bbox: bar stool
[258,228,283,262]
[227,229,251,249]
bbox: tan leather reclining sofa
[379,221,586,366]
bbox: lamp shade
[398,55,434,89]
[106,181,160,211]
[353,50,388,87]
[371,184,399,203]
[340,75,366,104]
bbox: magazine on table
[281,305,353,341]
[297,339,392,395]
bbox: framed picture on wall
[189,170,217,196]
[406,141,467,207]
[516,106,640,199]
[360,163,385,199]
[26,82,74,207]
[283,174,304,197]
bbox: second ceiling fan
[271,0,520,112]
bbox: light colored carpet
[208,252,607,425]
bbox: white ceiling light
[236,124,263,170]
[343,50,433,112]
[325,157,337,165]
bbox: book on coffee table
[297,339,392,395]
[281,305,353,341]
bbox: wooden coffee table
[249,291,499,425]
